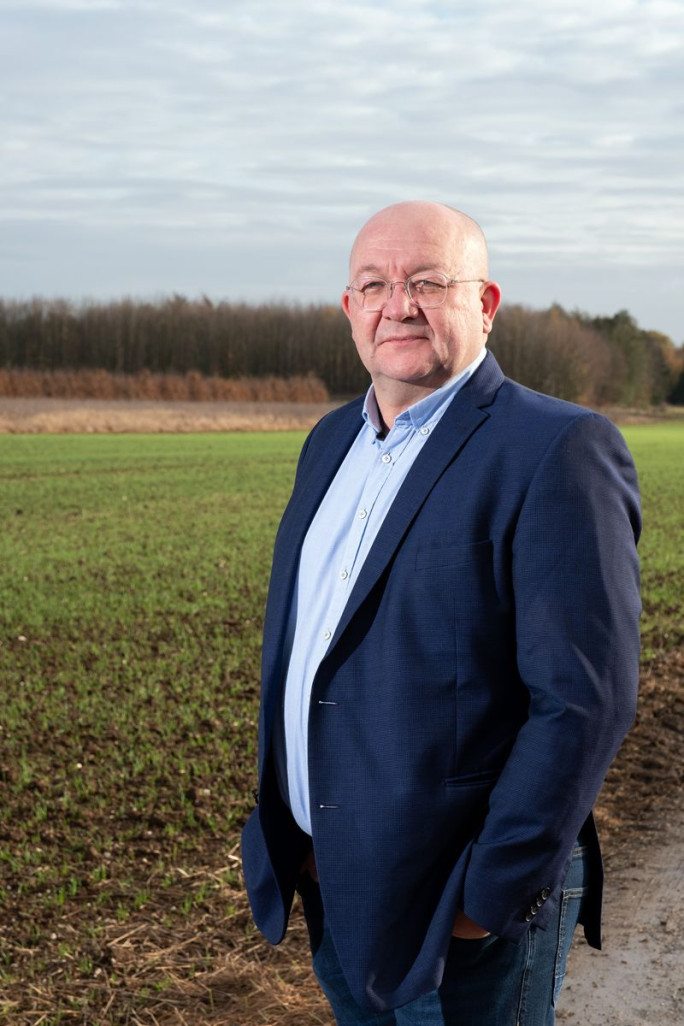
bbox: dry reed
[0,368,329,403]
[0,398,339,434]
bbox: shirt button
[358,509,367,519]
[339,569,348,580]
[381,453,392,464]
[323,630,331,640]
[420,426,430,435]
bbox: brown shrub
[0,367,329,403]
[187,370,211,401]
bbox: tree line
[0,295,681,406]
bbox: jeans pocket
[444,932,504,977]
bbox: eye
[358,278,387,294]
[410,275,447,295]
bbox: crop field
[0,423,682,1025]
[621,424,684,654]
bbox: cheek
[351,326,376,372]
[436,310,470,347]
[351,317,377,352]
[425,314,451,349]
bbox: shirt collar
[362,346,488,435]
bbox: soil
[557,647,684,1025]
[561,798,684,1024]
[0,650,678,1025]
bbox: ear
[481,281,502,335]
[341,288,352,321]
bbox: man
[242,201,641,1024]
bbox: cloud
[1,0,683,339]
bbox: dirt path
[560,797,684,1024]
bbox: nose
[382,280,418,318]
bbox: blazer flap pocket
[442,768,499,789]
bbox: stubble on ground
[0,397,341,434]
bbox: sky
[1,0,683,343]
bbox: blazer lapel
[328,352,504,649]
[259,400,364,758]
[275,401,364,569]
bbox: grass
[0,432,311,1024]
[0,422,682,1024]
[621,423,684,655]
[1,433,299,850]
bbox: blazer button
[525,912,533,922]
[541,888,551,900]
[536,897,544,907]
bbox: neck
[373,381,440,431]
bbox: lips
[379,334,427,345]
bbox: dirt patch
[0,397,340,434]
[589,647,684,859]
[561,797,684,1025]
[556,646,684,1024]
[1,648,681,1025]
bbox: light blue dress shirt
[276,347,487,834]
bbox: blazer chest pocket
[415,537,493,571]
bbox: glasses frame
[345,273,486,311]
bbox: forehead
[350,213,461,276]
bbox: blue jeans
[301,844,589,1026]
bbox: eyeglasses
[346,272,485,311]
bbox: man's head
[342,201,501,422]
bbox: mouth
[379,334,427,346]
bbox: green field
[1,433,301,837]
[621,423,684,654]
[0,424,682,1024]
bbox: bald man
[242,202,641,1024]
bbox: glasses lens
[351,278,390,310]
[406,272,449,308]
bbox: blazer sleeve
[461,412,641,941]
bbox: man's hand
[451,909,491,939]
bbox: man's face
[341,205,500,404]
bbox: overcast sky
[1,0,683,342]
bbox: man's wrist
[452,909,491,939]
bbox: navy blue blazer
[241,352,641,1011]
